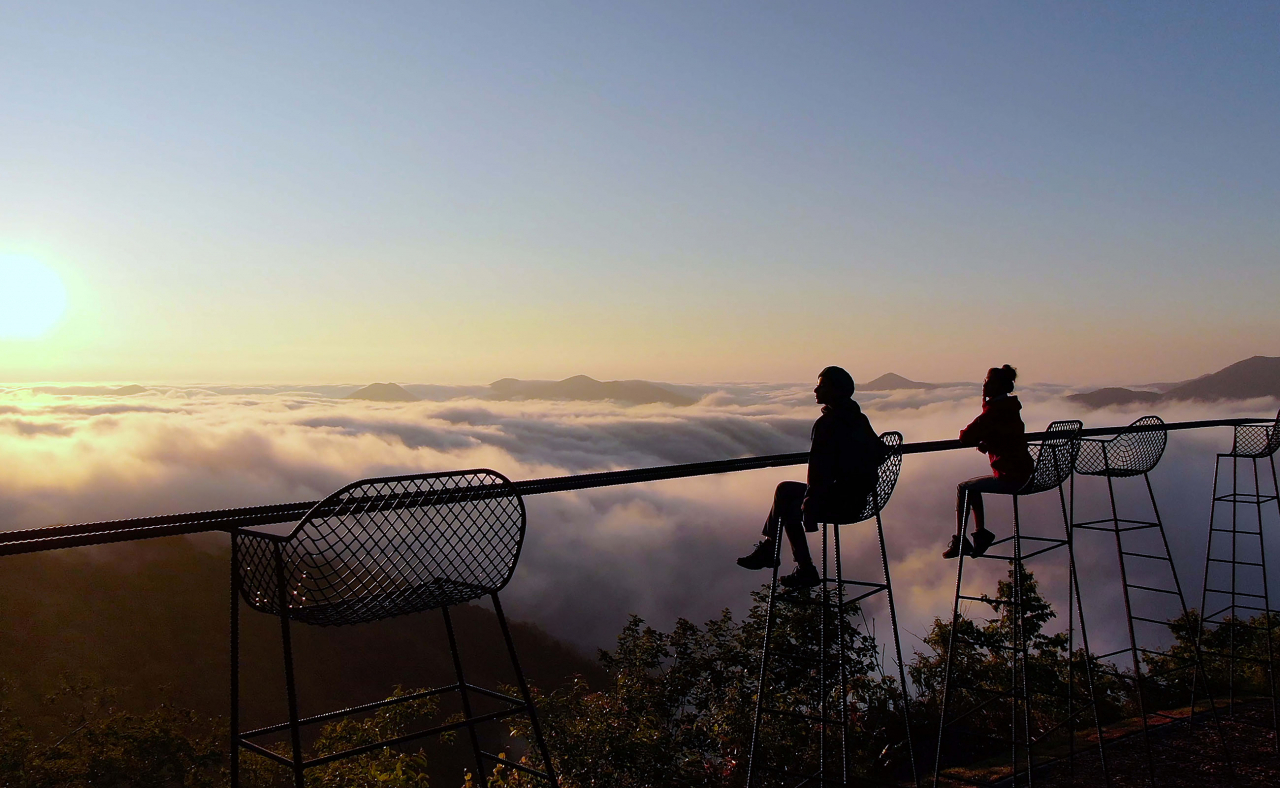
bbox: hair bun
[1001,364,1017,381]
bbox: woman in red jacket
[943,365,1035,559]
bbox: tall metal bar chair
[1073,415,1229,783]
[746,431,918,788]
[1196,408,1280,747]
[230,469,558,787]
[933,420,1108,788]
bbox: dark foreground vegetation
[2,538,1279,786]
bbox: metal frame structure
[1195,408,1280,748]
[230,469,557,787]
[746,432,919,788]
[933,420,1109,787]
[1073,415,1230,783]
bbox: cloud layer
[2,383,1277,662]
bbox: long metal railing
[0,417,1264,557]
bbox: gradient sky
[3,2,1277,385]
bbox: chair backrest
[850,431,904,523]
[1231,409,1280,459]
[1075,415,1167,477]
[1020,420,1082,494]
[237,469,525,626]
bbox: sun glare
[0,256,68,339]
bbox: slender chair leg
[933,488,971,788]
[833,520,850,784]
[1252,457,1278,751]
[1194,455,1225,723]
[877,510,920,787]
[1267,456,1280,749]
[1230,456,1239,713]
[491,594,560,786]
[1106,468,1155,782]
[819,520,828,782]
[1011,496,1032,787]
[442,605,485,782]
[1061,479,1110,787]
[230,534,241,788]
[746,532,786,788]
[273,544,305,788]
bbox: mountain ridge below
[1068,356,1280,409]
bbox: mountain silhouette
[1066,387,1162,409]
[488,375,696,406]
[859,373,971,392]
[30,384,148,396]
[1068,356,1280,409]
[346,382,420,402]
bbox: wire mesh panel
[1019,420,1082,494]
[237,469,525,626]
[1075,415,1167,477]
[845,431,904,524]
[1230,408,1280,458]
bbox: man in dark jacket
[737,366,887,589]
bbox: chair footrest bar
[237,738,295,767]
[1124,583,1181,595]
[1204,587,1267,598]
[1121,550,1172,561]
[240,683,462,738]
[304,705,528,769]
[1207,558,1265,567]
[480,750,553,780]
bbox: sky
[2,2,1278,385]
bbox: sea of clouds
[1,382,1277,666]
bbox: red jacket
[958,395,1034,483]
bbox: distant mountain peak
[346,382,419,402]
[860,373,947,391]
[487,376,694,406]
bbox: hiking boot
[780,563,821,590]
[942,534,973,560]
[971,529,996,556]
[737,540,780,570]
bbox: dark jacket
[803,399,886,526]
[958,395,1034,483]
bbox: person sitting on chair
[943,364,1035,559]
[737,366,886,589]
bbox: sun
[0,256,68,339]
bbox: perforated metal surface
[1230,408,1280,458]
[1075,415,1167,477]
[236,469,524,627]
[846,431,904,523]
[1019,420,1082,494]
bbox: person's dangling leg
[969,489,995,555]
[944,481,977,559]
[739,481,808,570]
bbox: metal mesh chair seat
[230,468,558,787]
[1229,409,1280,458]
[236,470,524,627]
[832,431,904,524]
[1075,415,1166,478]
[259,577,490,628]
[1016,420,1083,494]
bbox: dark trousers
[761,481,814,566]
